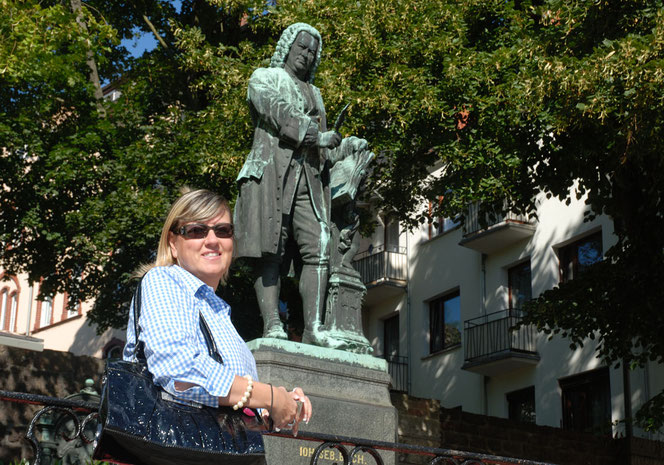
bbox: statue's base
[324,269,373,354]
[247,338,396,465]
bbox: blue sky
[121,0,182,58]
[122,30,159,58]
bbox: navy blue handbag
[92,281,266,465]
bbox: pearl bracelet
[232,375,253,410]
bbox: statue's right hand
[302,124,319,147]
[318,131,342,149]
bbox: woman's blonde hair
[135,188,231,279]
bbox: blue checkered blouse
[123,265,259,407]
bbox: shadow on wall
[407,225,483,409]
[67,316,125,358]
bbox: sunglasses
[172,223,234,239]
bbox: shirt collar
[171,264,210,295]
[170,265,230,315]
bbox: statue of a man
[234,23,368,347]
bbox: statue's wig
[270,23,322,83]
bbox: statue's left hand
[319,131,342,149]
[349,137,368,152]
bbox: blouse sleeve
[135,268,236,407]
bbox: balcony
[459,203,536,254]
[385,355,408,392]
[461,309,539,377]
[352,245,407,306]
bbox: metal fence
[352,245,407,285]
[0,389,558,465]
[463,309,537,362]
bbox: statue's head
[270,23,322,83]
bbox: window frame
[428,290,462,354]
[38,296,54,329]
[506,386,536,424]
[427,197,461,240]
[8,291,18,332]
[559,367,611,435]
[559,231,603,283]
[508,260,532,311]
[0,288,8,331]
[383,314,400,360]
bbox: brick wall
[0,345,105,463]
[392,392,664,465]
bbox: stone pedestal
[247,339,397,465]
[324,268,373,354]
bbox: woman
[123,188,312,435]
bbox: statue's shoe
[302,328,346,350]
[264,325,288,340]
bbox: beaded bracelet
[232,374,253,410]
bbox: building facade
[354,175,664,441]
[0,270,125,357]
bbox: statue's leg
[292,176,344,349]
[254,256,287,339]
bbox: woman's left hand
[289,387,312,436]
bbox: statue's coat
[235,66,345,259]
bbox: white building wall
[408,224,484,413]
[360,180,664,440]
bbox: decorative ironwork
[1,389,557,465]
[266,430,557,465]
[0,389,99,465]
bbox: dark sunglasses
[172,223,234,239]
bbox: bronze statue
[234,23,369,348]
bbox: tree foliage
[1,0,664,430]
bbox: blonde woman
[123,188,312,436]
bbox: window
[0,289,7,330]
[67,300,81,318]
[560,367,611,434]
[428,198,460,239]
[508,261,531,310]
[39,297,53,328]
[383,314,400,359]
[429,291,461,353]
[507,386,536,424]
[559,232,603,283]
[385,219,400,253]
[9,292,17,332]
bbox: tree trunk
[70,0,105,116]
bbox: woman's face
[168,209,233,289]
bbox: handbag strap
[132,278,223,364]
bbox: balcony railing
[385,355,408,392]
[463,203,532,236]
[352,245,407,287]
[459,203,536,254]
[462,309,540,376]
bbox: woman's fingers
[292,387,312,424]
[289,388,313,436]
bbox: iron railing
[385,355,408,393]
[352,245,407,286]
[463,309,537,363]
[463,203,532,237]
[0,389,558,465]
